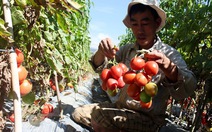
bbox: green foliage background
[0,0,92,91]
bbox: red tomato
[42,103,53,114]
[130,57,145,71]
[118,63,128,75]
[100,69,112,81]
[15,48,24,66]
[47,104,53,113]
[127,83,141,98]
[117,76,125,89]
[140,100,152,109]
[49,79,54,86]
[101,81,107,91]
[106,78,118,90]
[132,93,141,101]
[9,113,15,122]
[144,61,159,76]
[123,70,136,84]
[134,72,148,86]
[18,65,28,84]
[110,65,123,79]
[51,85,56,91]
[20,79,32,96]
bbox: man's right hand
[93,38,119,67]
[98,38,119,59]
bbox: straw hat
[123,0,166,32]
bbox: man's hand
[93,38,119,68]
[98,38,119,59]
[144,50,178,82]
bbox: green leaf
[56,13,68,33]
[11,8,27,25]
[15,0,27,7]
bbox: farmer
[72,0,197,131]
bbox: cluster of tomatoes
[100,63,128,96]
[16,48,32,97]
[100,55,159,109]
[125,56,159,109]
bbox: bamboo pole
[54,71,63,118]
[2,0,22,131]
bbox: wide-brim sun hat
[123,0,166,32]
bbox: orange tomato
[140,100,152,109]
[18,65,28,84]
[15,48,24,66]
[20,79,32,96]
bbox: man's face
[130,9,161,49]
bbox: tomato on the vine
[118,63,128,75]
[123,70,136,84]
[100,69,112,81]
[107,88,118,97]
[18,65,28,84]
[139,90,152,103]
[134,72,148,86]
[130,57,145,71]
[102,81,107,91]
[117,76,125,89]
[9,113,15,122]
[127,83,141,98]
[140,100,152,109]
[144,61,159,76]
[42,103,53,115]
[15,48,24,66]
[20,79,32,96]
[106,78,118,90]
[110,65,123,80]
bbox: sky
[89,0,130,51]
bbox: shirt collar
[130,35,162,51]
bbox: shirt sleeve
[89,53,109,73]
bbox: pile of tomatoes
[100,56,159,109]
[16,48,32,97]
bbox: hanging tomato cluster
[125,56,159,109]
[100,63,129,96]
[100,54,159,109]
[15,48,32,97]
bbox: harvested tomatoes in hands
[124,52,159,109]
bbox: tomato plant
[130,57,145,70]
[100,69,112,81]
[127,83,141,98]
[144,61,159,76]
[134,72,148,86]
[110,65,123,80]
[123,70,136,84]
[106,78,118,90]
[20,79,33,96]
[18,65,28,83]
